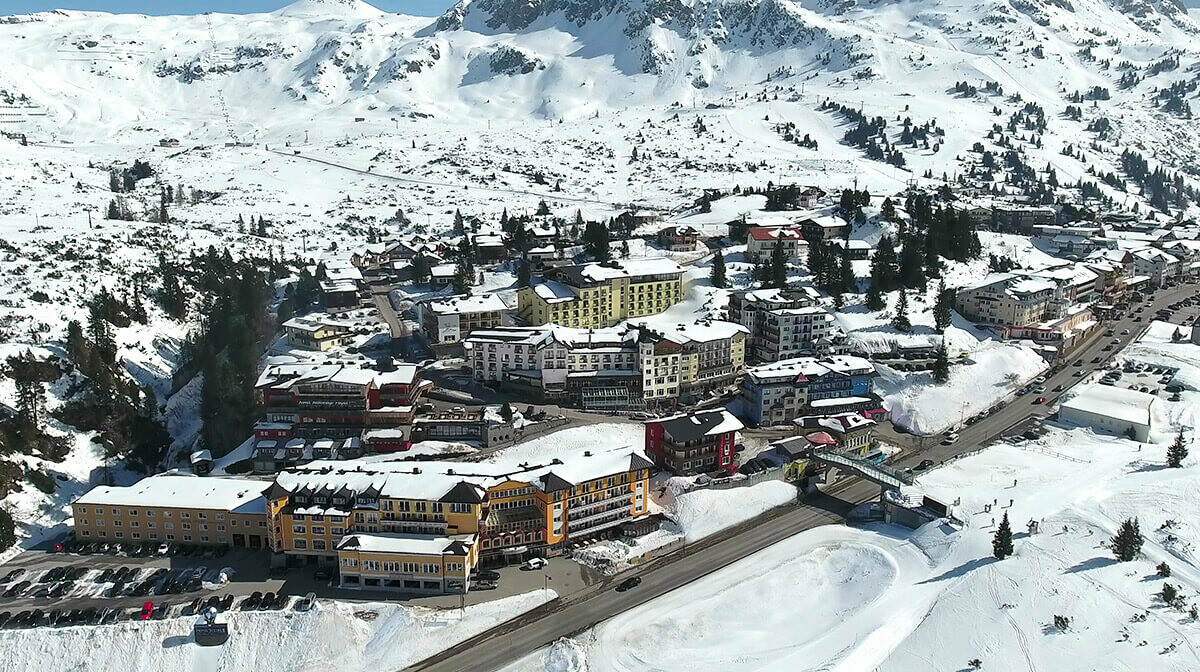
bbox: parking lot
[0,537,596,631]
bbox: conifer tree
[993,512,1014,560]
[517,254,531,288]
[934,280,954,333]
[500,402,514,424]
[770,239,788,289]
[891,290,912,332]
[1167,429,1189,468]
[453,209,465,235]
[1109,517,1143,562]
[711,249,727,288]
[933,343,951,383]
[866,280,885,311]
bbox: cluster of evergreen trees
[1120,149,1198,212]
[181,247,272,456]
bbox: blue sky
[5,1,458,17]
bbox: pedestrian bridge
[812,450,914,490]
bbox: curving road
[404,279,1200,672]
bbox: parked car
[521,558,548,571]
[260,592,276,610]
[941,433,958,445]
[472,581,498,591]
[241,592,262,610]
[913,459,936,472]
[2,569,26,583]
[3,581,30,598]
[0,612,10,628]
[615,576,642,592]
[295,592,317,612]
[475,570,501,582]
[139,602,154,620]
[1034,396,1047,404]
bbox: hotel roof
[424,293,508,315]
[75,475,268,515]
[255,362,419,389]
[336,532,475,557]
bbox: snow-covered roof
[76,474,267,515]
[336,532,475,556]
[636,320,749,345]
[255,361,419,389]
[532,280,577,303]
[557,258,684,286]
[282,314,354,332]
[746,355,874,384]
[272,443,654,502]
[809,396,873,408]
[425,293,508,315]
[748,226,804,242]
[1060,385,1155,427]
[656,409,744,441]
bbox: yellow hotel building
[518,258,684,328]
[263,444,654,593]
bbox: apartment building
[728,288,837,362]
[255,361,431,439]
[954,273,1059,326]
[994,205,1057,234]
[281,314,354,352]
[71,475,270,548]
[746,226,807,264]
[738,355,877,426]
[644,409,744,475]
[262,445,653,592]
[656,225,700,252]
[517,258,684,329]
[634,322,749,400]
[1133,247,1182,287]
[465,322,747,408]
[418,293,507,344]
[798,215,848,241]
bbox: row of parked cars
[55,537,230,560]
[1,564,216,602]
[1,604,145,629]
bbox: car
[474,570,501,582]
[295,592,318,612]
[615,576,642,592]
[1121,329,1130,335]
[1034,396,1047,404]
[139,602,154,620]
[131,580,154,597]
[219,594,234,611]
[1073,370,1085,377]
[1073,359,1084,366]
[1111,339,1120,345]
[1016,387,1029,397]
[95,568,114,584]
[157,541,174,556]
[242,592,262,610]
[1103,345,1113,351]
[1104,329,1115,336]
[0,612,10,628]
[913,459,936,472]
[1033,386,1046,394]
[260,592,276,610]
[941,434,958,445]
[1053,384,1064,392]
[48,609,62,626]
[2,569,25,583]
[472,581,498,591]
[184,577,202,592]
[273,593,289,609]
[3,581,30,598]
[191,566,208,580]
[1034,376,1047,384]
[521,558,548,571]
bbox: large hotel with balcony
[517,258,684,329]
[70,445,652,595]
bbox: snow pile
[2,590,555,672]
[878,342,1048,435]
[666,479,797,542]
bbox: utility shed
[1058,384,1156,442]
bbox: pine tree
[770,239,788,289]
[536,199,551,216]
[1167,429,1188,468]
[512,218,529,251]
[711,249,727,289]
[899,235,926,290]
[158,187,169,223]
[866,280,885,311]
[891,291,912,332]
[934,280,954,333]
[517,254,531,288]
[1109,517,1143,562]
[500,402,514,424]
[933,344,950,383]
[452,262,472,295]
[453,209,465,235]
[993,512,1014,559]
[412,253,431,284]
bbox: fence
[678,465,788,493]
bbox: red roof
[748,226,804,242]
[803,431,838,446]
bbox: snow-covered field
[1,589,554,672]
[504,335,1200,672]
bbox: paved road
[407,487,861,672]
[405,280,1200,672]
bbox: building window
[114,532,123,538]
[292,525,306,534]
[403,562,418,573]
[164,523,174,531]
[363,560,379,572]
[331,527,344,536]
[294,539,307,550]
[312,539,326,550]
[422,564,439,575]
[146,510,154,518]
[342,558,358,568]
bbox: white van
[521,557,547,570]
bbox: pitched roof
[656,409,744,442]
